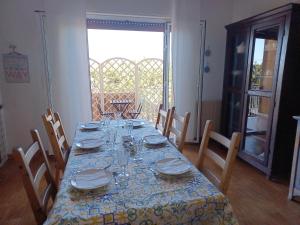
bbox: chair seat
[128,111,139,114]
[102,111,114,115]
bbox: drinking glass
[115,111,122,120]
[131,136,143,162]
[117,148,129,178]
[103,115,111,129]
[126,120,134,137]
[109,128,117,149]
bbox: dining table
[44,119,238,225]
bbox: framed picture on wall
[2,50,30,83]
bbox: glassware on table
[102,116,111,131]
[99,120,105,130]
[131,136,143,162]
[109,128,118,149]
[117,148,129,178]
[126,120,134,137]
[115,111,123,120]
[103,127,117,151]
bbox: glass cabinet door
[244,95,271,161]
[227,92,242,135]
[223,28,249,137]
[242,24,282,164]
[227,31,249,89]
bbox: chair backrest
[136,102,142,113]
[13,130,57,225]
[44,108,56,123]
[42,110,70,171]
[97,102,104,115]
[196,120,241,194]
[166,111,191,152]
[155,104,175,136]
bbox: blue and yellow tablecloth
[45,121,238,225]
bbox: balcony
[89,57,172,122]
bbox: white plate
[155,158,191,175]
[132,120,145,127]
[80,123,99,131]
[144,135,167,145]
[71,168,112,190]
[76,138,102,149]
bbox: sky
[89,29,265,65]
[87,29,164,63]
[253,38,264,64]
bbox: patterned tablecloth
[45,121,238,225]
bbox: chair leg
[54,165,60,186]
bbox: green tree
[251,62,263,88]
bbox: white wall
[199,0,234,132]
[1,0,299,154]
[232,0,300,22]
[86,0,172,18]
[44,0,91,143]
[0,0,92,153]
[0,0,173,154]
[172,0,202,141]
[201,0,233,101]
[0,0,50,153]
[172,0,234,137]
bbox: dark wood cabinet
[221,3,300,178]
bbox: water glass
[117,148,129,177]
[103,116,111,129]
[126,120,134,137]
[131,136,143,161]
[109,128,117,148]
[115,111,122,120]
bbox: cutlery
[149,167,159,177]
[74,151,96,156]
[74,148,99,156]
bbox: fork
[149,167,159,177]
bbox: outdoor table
[111,100,132,118]
[45,120,238,225]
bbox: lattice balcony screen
[90,58,164,122]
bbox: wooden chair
[13,130,57,225]
[97,103,114,119]
[44,108,56,123]
[196,120,241,194]
[128,102,143,119]
[155,104,175,136]
[166,111,191,152]
[42,110,70,184]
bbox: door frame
[239,17,285,170]
[86,15,172,120]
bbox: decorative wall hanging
[2,45,30,83]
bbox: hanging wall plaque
[2,46,30,83]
